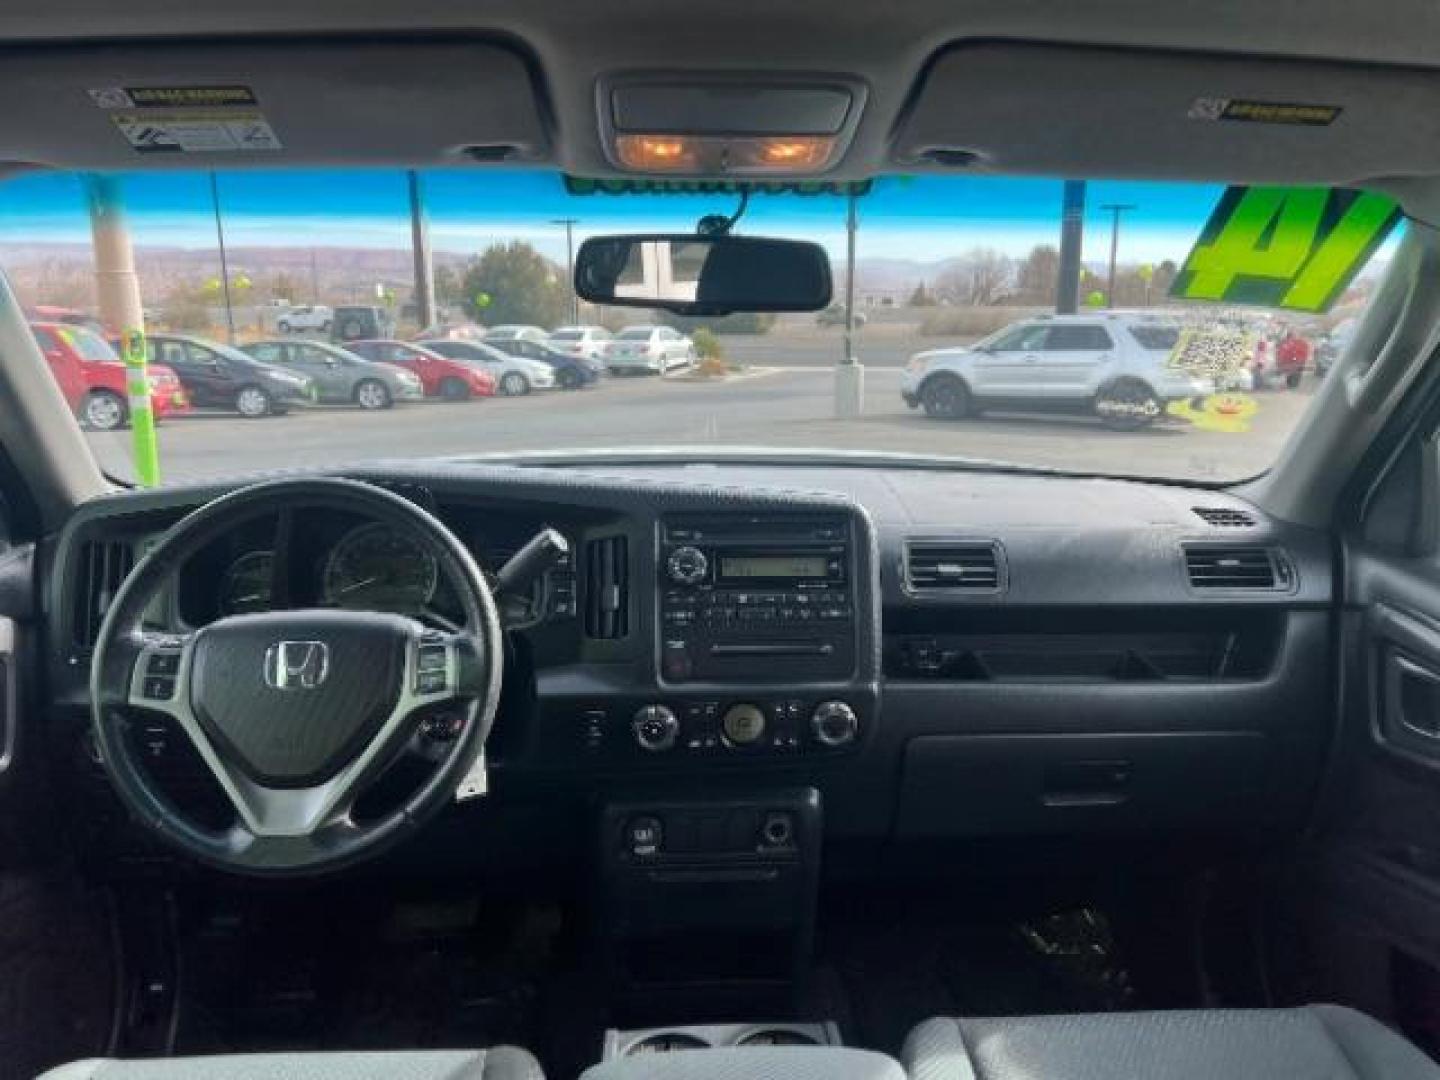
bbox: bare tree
[1016,245,1060,304]
[936,247,1013,306]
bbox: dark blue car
[484,335,601,389]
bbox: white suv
[275,304,332,334]
[901,314,1216,430]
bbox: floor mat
[823,892,1159,1056]
[174,888,565,1060]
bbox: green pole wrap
[119,328,160,487]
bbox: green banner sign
[1170,186,1402,312]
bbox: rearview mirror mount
[574,234,832,317]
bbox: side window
[1044,325,1114,350]
[990,325,1049,351]
[32,328,56,351]
[247,343,285,364]
[158,341,187,367]
[299,346,335,365]
[186,344,220,366]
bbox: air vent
[584,535,629,639]
[1193,506,1258,528]
[904,541,1003,593]
[1183,545,1293,591]
[72,539,135,649]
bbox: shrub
[691,327,723,360]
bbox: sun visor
[0,39,547,170]
[894,42,1440,186]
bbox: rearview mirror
[574,234,832,316]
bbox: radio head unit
[659,515,858,684]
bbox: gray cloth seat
[903,1006,1440,1080]
[37,1047,543,1080]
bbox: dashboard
[44,461,1336,876]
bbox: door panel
[1280,441,1440,1046]
[1035,324,1114,397]
[971,323,1049,397]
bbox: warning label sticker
[111,109,282,154]
[88,85,259,110]
[1187,97,1341,126]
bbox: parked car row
[420,323,698,375]
[35,320,699,432]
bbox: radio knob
[667,546,709,586]
[811,700,859,748]
[632,705,679,752]
[721,703,767,747]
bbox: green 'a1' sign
[1170,186,1402,312]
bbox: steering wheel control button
[420,712,465,742]
[142,676,176,700]
[417,644,448,672]
[416,669,448,696]
[721,703,767,747]
[811,700,859,748]
[146,652,181,676]
[632,704,679,752]
[666,545,709,586]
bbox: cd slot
[709,643,837,657]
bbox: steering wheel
[90,477,503,875]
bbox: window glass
[990,325,1050,351]
[1044,325,1113,350]
[247,343,285,364]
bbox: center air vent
[1193,506,1258,528]
[584,535,629,639]
[72,539,135,649]
[904,540,1003,593]
[1183,545,1293,591]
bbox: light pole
[1056,181,1086,313]
[1100,203,1136,309]
[209,172,236,343]
[551,218,578,323]
[408,171,436,330]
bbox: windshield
[0,170,1395,485]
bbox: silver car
[241,339,424,409]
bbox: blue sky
[0,169,1234,265]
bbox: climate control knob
[632,704,680,752]
[666,546,709,586]
[811,700,859,748]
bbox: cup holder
[737,1028,822,1047]
[626,1032,711,1055]
[607,1021,839,1059]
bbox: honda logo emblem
[263,641,330,690]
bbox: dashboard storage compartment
[884,611,1283,683]
[896,732,1267,836]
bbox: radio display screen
[720,554,828,579]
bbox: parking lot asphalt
[85,357,1317,486]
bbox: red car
[347,339,497,400]
[31,322,190,432]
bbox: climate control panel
[569,697,865,761]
